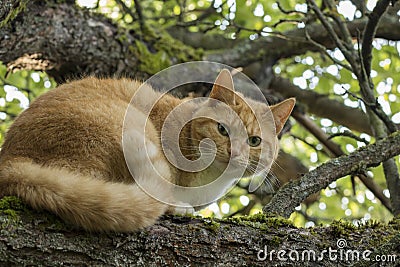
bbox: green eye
[247,136,261,147]
[217,123,229,136]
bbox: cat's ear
[209,69,236,105]
[270,98,296,134]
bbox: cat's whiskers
[245,158,281,190]
[267,170,281,188]
[271,160,284,173]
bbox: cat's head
[190,69,295,178]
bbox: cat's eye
[247,136,261,147]
[217,123,229,136]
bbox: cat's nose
[229,147,241,158]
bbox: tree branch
[263,131,400,218]
[361,0,392,76]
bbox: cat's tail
[0,159,169,232]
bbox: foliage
[1,0,399,227]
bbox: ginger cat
[0,70,295,232]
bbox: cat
[0,69,295,232]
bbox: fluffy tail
[0,160,169,232]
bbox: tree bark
[0,0,200,83]
[1,197,399,266]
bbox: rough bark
[0,0,199,82]
[1,197,399,266]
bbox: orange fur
[0,72,295,232]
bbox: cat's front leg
[166,201,195,215]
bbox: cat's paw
[168,202,195,215]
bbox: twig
[324,0,354,49]
[290,133,330,157]
[339,82,398,133]
[306,0,358,70]
[328,130,370,145]
[115,0,137,22]
[272,19,304,28]
[339,84,371,104]
[277,1,307,15]
[133,0,145,32]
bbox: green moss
[0,0,29,28]
[329,220,357,237]
[121,21,202,75]
[388,216,400,230]
[0,196,27,228]
[134,40,172,75]
[0,196,68,231]
[203,219,220,233]
[270,236,282,245]
[0,196,28,218]
[226,212,294,230]
[360,219,383,229]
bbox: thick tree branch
[0,1,133,81]
[263,131,400,218]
